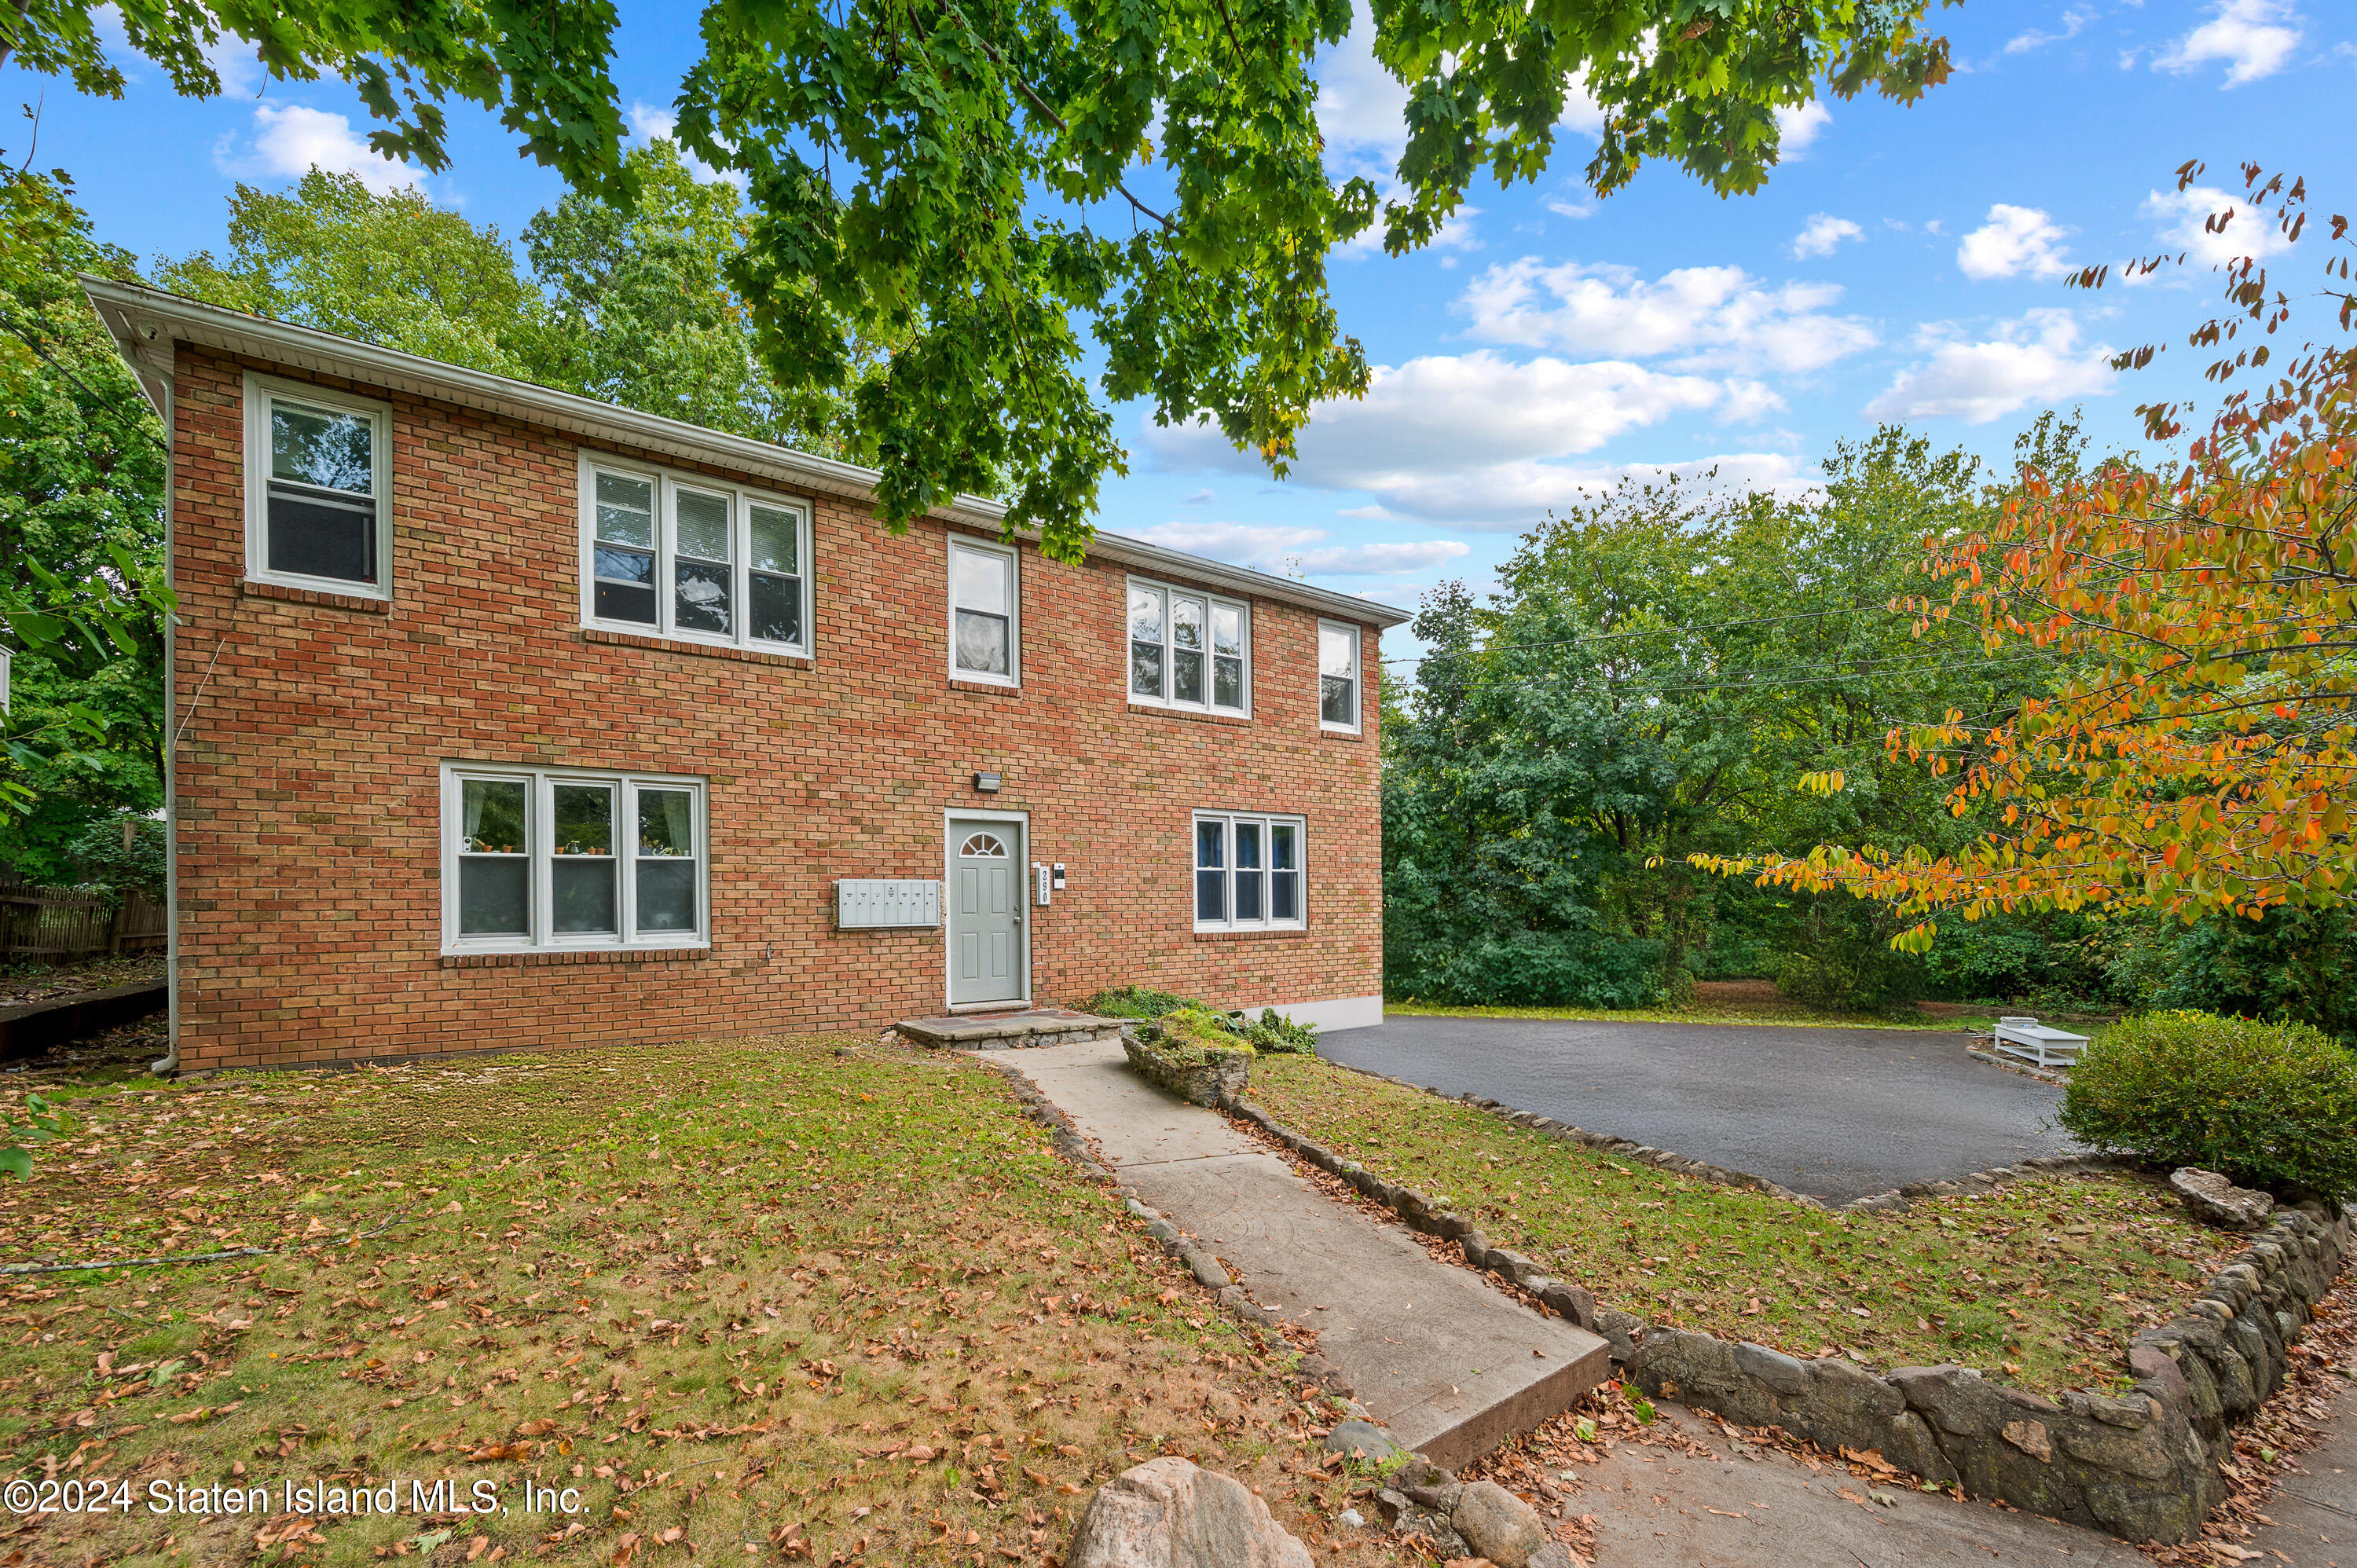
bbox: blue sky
[15,1,2346,620]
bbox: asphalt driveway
[1318,1013,2078,1202]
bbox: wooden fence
[0,877,167,961]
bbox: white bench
[1992,1015,2090,1069]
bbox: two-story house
[84,278,1406,1075]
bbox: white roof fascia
[79,276,1413,630]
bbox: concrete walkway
[2246,1374,2357,1566]
[1325,1014,2077,1201]
[991,1039,1612,1469]
[1576,1401,2147,1566]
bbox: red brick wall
[166,346,1383,1072]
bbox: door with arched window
[948,815,1026,1006]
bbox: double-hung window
[949,537,1019,685]
[1193,811,1306,932]
[244,374,392,598]
[1128,579,1248,714]
[1318,621,1362,733]
[581,457,810,654]
[442,764,706,953]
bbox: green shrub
[2056,1009,2357,1203]
[1243,1008,1317,1055]
[1773,945,1922,1015]
[1143,1006,1255,1064]
[1078,985,1206,1020]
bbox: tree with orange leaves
[1695,162,2357,951]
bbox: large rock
[2170,1168,2274,1231]
[1065,1458,1314,1568]
[1448,1479,1549,1568]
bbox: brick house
[83,279,1406,1075]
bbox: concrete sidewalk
[2246,1374,2357,1566]
[1575,1402,2147,1566]
[991,1039,1612,1470]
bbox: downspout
[151,357,179,1078]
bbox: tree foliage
[0,170,170,835]
[156,147,852,452]
[5,0,1956,559]
[156,168,540,375]
[1383,433,2048,1009]
[1709,164,2357,945]
[520,144,860,452]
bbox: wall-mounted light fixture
[973,771,1002,793]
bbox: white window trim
[577,452,814,657]
[438,762,710,955]
[947,534,1021,688]
[243,372,394,600]
[1125,576,1252,717]
[1318,619,1363,735]
[1191,811,1308,933]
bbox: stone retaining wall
[1121,1034,1250,1108]
[1228,1095,2355,1542]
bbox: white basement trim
[1273,995,1385,1034]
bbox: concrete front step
[991,1039,1613,1471]
[896,1008,1123,1049]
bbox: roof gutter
[79,277,1412,629]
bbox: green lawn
[0,1038,1414,1567]
[1247,1054,2226,1398]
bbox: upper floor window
[1318,621,1362,733]
[1128,579,1248,715]
[244,374,392,599]
[441,764,706,954]
[949,537,1019,686]
[581,456,810,654]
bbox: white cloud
[1558,70,1607,138]
[1126,520,1325,559]
[1456,258,1877,374]
[1290,540,1474,574]
[2005,7,2095,53]
[1716,379,1787,423]
[1547,197,1596,221]
[625,101,746,187]
[1956,204,2075,281]
[1145,351,1761,523]
[1314,11,1410,163]
[1122,519,1468,577]
[2142,184,2291,266]
[1775,101,1832,154]
[218,104,424,194]
[2155,0,2302,84]
[1864,310,2114,424]
[1790,214,1864,260]
[1182,489,1215,507]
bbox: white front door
[948,817,1026,1006]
